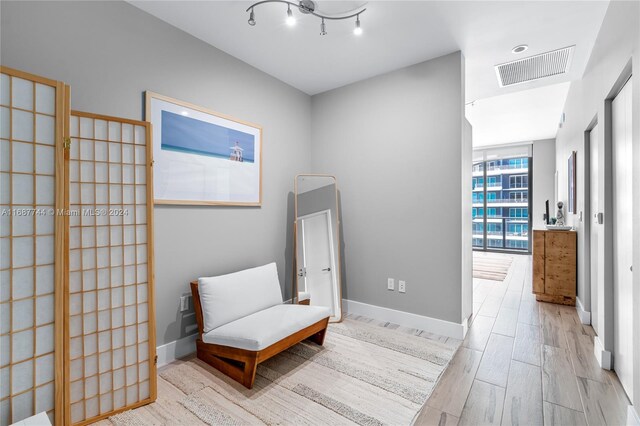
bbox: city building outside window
[472,154,531,252]
[509,191,528,201]
[506,240,528,249]
[509,175,528,189]
[508,223,528,236]
[509,208,528,218]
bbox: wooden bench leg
[193,317,329,389]
[197,348,245,384]
[242,355,259,389]
[308,325,328,346]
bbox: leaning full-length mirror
[294,175,342,322]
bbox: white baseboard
[342,299,468,340]
[156,333,197,368]
[576,297,591,325]
[628,405,640,426]
[157,299,468,366]
[593,335,612,370]
[461,315,469,337]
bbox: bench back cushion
[198,262,283,332]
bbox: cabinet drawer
[545,263,576,296]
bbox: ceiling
[130,0,610,144]
[465,82,571,147]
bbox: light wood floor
[414,253,631,426]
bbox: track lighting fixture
[245,1,366,36]
[286,4,296,26]
[354,15,362,35]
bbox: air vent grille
[495,46,574,87]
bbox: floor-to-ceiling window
[472,145,532,253]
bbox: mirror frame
[293,174,343,322]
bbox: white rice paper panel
[11,78,33,110]
[12,110,33,142]
[11,269,32,301]
[35,115,54,145]
[0,73,9,106]
[34,83,55,116]
[12,141,33,173]
[0,108,10,140]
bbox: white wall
[633,2,640,413]
[462,119,473,322]
[554,0,639,409]
[310,52,469,327]
[532,139,556,231]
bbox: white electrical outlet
[179,295,190,312]
[387,278,395,290]
[398,280,406,293]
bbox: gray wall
[310,52,468,324]
[2,2,470,346]
[1,0,312,346]
[554,0,639,409]
[532,139,556,230]
[298,184,337,218]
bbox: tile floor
[414,253,631,426]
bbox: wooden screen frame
[0,65,67,426]
[63,111,156,425]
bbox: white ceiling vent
[495,46,575,87]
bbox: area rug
[100,317,459,426]
[473,252,513,281]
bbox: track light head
[286,4,296,26]
[320,18,327,35]
[354,15,362,35]
[248,8,256,26]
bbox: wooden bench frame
[190,281,329,389]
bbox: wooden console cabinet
[532,230,577,305]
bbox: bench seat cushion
[202,304,331,351]
[198,263,283,333]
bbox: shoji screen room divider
[0,66,156,426]
[66,111,156,425]
[1,67,67,426]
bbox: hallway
[415,253,631,425]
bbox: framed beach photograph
[145,92,262,205]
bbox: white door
[300,211,340,320]
[590,124,599,331]
[612,78,633,400]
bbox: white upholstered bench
[190,263,330,388]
